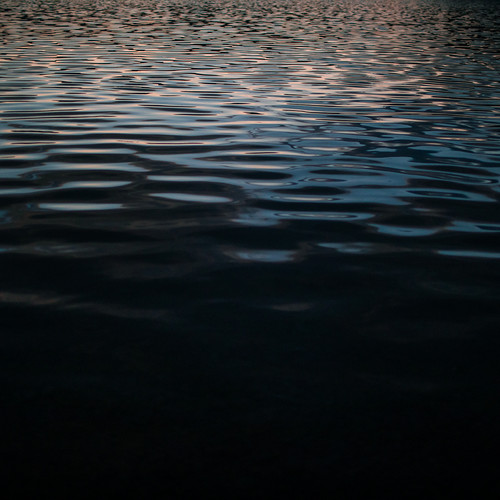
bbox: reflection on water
[1,0,499,260]
[1,0,500,494]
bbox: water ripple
[0,0,499,278]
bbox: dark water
[1,0,500,495]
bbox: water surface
[1,0,500,495]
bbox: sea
[1,0,499,495]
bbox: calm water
[1,0,500,494]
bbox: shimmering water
[1,0,500,495]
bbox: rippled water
[1,0,500,494]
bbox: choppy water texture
[1,0,500,495]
